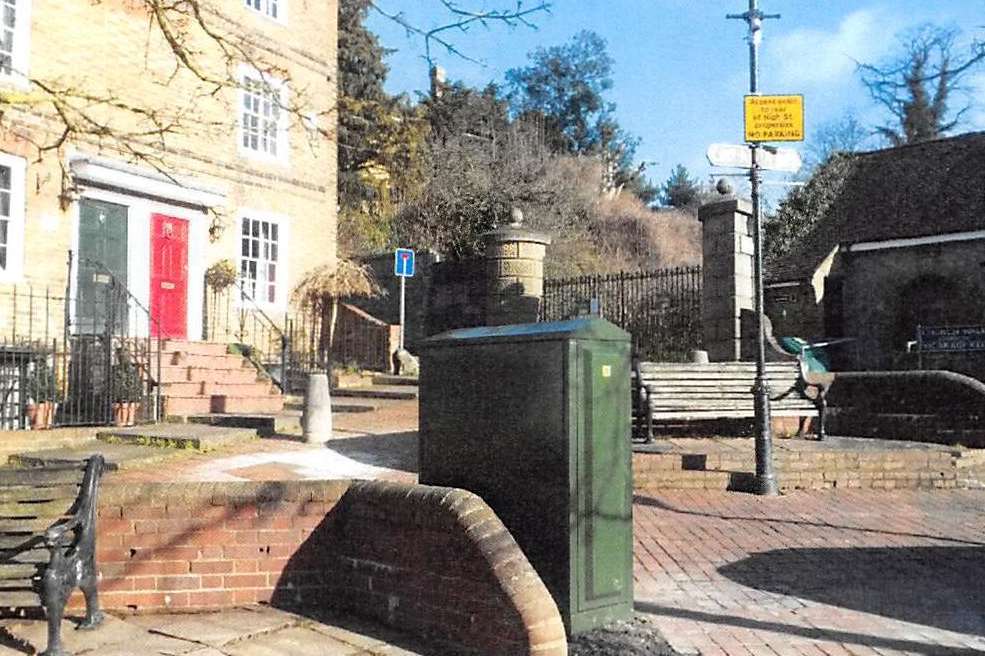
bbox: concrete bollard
[301,373,332,444]
[689,349,710,364]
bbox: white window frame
[0,152,26,283]
[238,66,289,165]
[237,210,289,312]
[0,0,32,87]
[244,0,286,24]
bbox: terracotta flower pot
[26,402,57,430]
[112,402,141,427]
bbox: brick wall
[89,479,567,656]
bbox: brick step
[164,396,213,417]
[159,366,261,385]
[160,340,230,357]
[211,395,284,414]
[166,352,251,369]
[161,381,275,397]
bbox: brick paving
[633,489,985,655]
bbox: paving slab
[220,625,366,656]
[10,440,175,469]
[129,606,295,647]
[0,607,432,656]
[98,423,257,450]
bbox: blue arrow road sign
[394,248,415,277]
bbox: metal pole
[730,0,779,496]
[399,275,406,352]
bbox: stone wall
[838,241,985,377]
[424,258,487,336]
[87,479,567,656]
[349,251,441,352]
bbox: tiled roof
[768,131,985,282]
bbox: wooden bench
[0,456,105,656]
[633,359,829,442]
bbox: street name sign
[394,248,415,278]
[706,143,802,173]
[744,95,804,142]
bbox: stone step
[331,385,418,400]
[370,374,419,387]
[159,365,261,385]
[282,395,379,413]
[97,423,257,451]
[10,440,175,470]
[211,395,284,414]
[161,340,230,357]
[0,428,98,460]
[182,414,292,437]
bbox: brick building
[0,0,337,425]
[766,132,985,377]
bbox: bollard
[301,373,332,444]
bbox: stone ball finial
[716,178,734,196]
[509,207,524,226]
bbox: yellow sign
[744,95,804,142]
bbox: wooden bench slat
[0,548,50,565]
[0,500,77,519]
[0,470,85,487]
[0,591,42,607]
[0,486,80,504]
[0,564,43,579]
[0,518,64,533]
[0,578,39,590]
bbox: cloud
[770,9,900,88]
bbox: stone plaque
[497,259,541,278]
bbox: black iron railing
[0,254,162,430]
[541,266,703,361]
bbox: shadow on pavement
[634,601,983,655]
[325,431,418,474]
[718,546,985,636]
[633,494,985,547]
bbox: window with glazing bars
[240,217,279,304]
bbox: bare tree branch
[368,1,550,67]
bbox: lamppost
[728,0,780,496]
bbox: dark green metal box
[419,318,633,634]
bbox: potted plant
[25,358,58,430]
[205,259,238,293]
[111,360,143,427]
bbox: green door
[76,199,128,335]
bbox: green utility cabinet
[419,318,633,634]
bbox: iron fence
[541,266,703,361]
[0,264,161,430]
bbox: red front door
[150,214,189,339]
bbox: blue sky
[367,1,984,193]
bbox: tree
[660,164,699,209]
[764,153,857,267]
[859,25,985,146]
[505,30,650,201]
[803,111,871,171]
[505,30,616,154]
